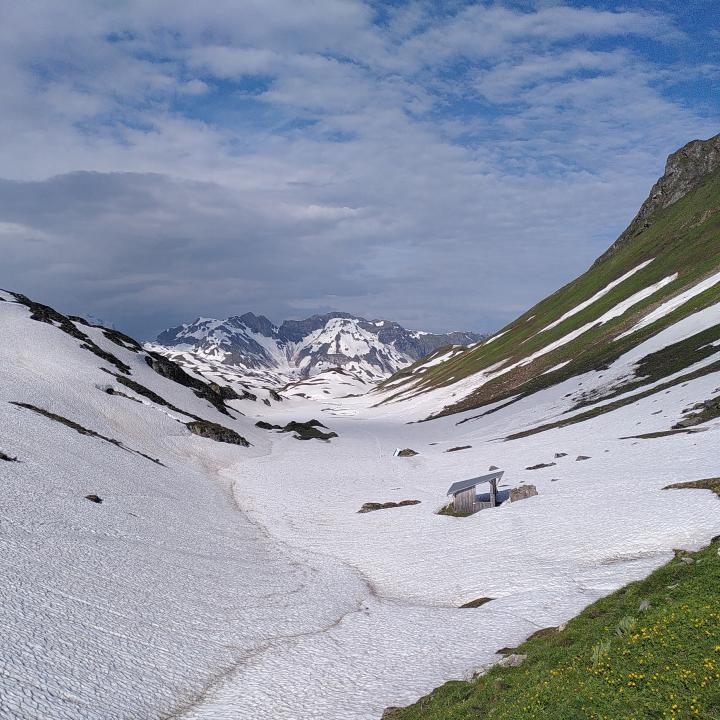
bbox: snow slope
[1,277,719,720]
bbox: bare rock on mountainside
[446,445,472,452]
[396,448,418,457]
[284,420,338,441]
[526,462,556,470]
[673,394,720,429]
[0,451,18,462]
[599,132,720,261]
[254,418,338,441]
[186,420,250,447]
[145,352,232,417]
[84,494,103,504]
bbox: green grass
[388,537,720,720]
[664,477,720,498]
[380,170,720,419]
[436,502,472,517]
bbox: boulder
[396,448,418,457]
[186,420,250,447]
[85,494,103,504]
[510,485,538,502]
[498,653,527,668]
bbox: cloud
[0,1,716,338]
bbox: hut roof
[446,470,504,497]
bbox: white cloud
[0,1,715,338]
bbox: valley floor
[182,377,719,719]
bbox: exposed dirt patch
[664,477,720,498]
[459,597,494,609]
[358,500,421,513]
[621,428,707,440]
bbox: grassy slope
[388,528,720,720]
[380,171,720,418]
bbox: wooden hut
[446,471,504,515]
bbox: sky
[0,0,718,339]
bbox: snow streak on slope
[538,258,655,334]
[378,274,680,411]
[616,269,720,339]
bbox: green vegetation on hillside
[379,169,720,419]
[387,536,720,720]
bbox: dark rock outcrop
[284,420,337,441]
[186,420,250,446]
[459,597,494,608]
[8,292,131,374]
[396,448,418,457]
[145,352,231,416]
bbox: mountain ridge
[151,311,484,392]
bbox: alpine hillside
[378,132,720,425]
[149,312,483,394]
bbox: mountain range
[149,312,484,391]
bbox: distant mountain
[148,313,484,390]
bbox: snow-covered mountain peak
[149,312,484,393]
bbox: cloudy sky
[1,0,718,338]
